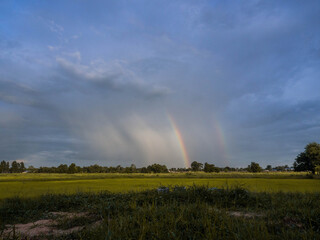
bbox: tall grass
[1,185,319,239]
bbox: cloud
[24,150,78,166]
[56,57,171,98]
[70,114,184,167]
[0,0,319,168]
[0,110,23,127]
[62,51,81,61]
[282,67,320,103]
[0,80,38,106]
[48,45,60,51]
[48,20,64,34]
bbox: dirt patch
[283,216,304,229]
[228,211,264,218]
[50,212,88,218]
[2,212,101,239]
[208,207,264,219]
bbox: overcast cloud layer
[1,0,319,168]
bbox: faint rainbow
[167,113,191,168]
[212,116,229,166]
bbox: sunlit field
[0,172,319,200]
[1,173,320,239]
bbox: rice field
[1,173,320,239]
[0,172,319,200]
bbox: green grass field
[0,172,319,200]
[1,185,320,239]
[1,173,320,239]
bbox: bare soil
[2,212,101,239]
[228,211,264,218]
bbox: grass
[0,172,311,182]
[0,173,319,200]
[1,185,319,239]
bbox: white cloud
[49,20,64,34]
[48,45,60,51]
[63,51,81,61]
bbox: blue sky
[1,0,319,168]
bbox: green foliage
[0,160,297,175]
[203,162,220,173]
[67,163,77,174]
[1,187,320,239]
[146,163,168,173]
[10,161,19,173]
[265,165,272,171]
[247,162,262,173]
[191,161,203,171]
[28,162,171,174]
[0,161,25,173]
[0,161,10,173]
[274,165,289,171]
[294,142,320,174]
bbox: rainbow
[167,113,191,168]
[167,112,229,168]
[212,116,229,166]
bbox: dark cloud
[56,57,171,98]
[0,0,319,168]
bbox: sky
[0,0,319,168]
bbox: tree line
[190,142,320,174]
[26,163,170,174]
[0,160,292,174]
[1,142,319,174]
[0,160,26,173]
[190,161,291,173]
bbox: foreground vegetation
[1,185,319,239]
[0,172,319,200]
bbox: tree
[223,166,231,172]
[266,165,272,171]
[10,161,19,173]
[147,163,168,173]
[27,165,36,173]
[0,160,10,173]
[130,164,137,173]
[191,161,203,171]
[68,163,77,174]
[116,165,123,173]
[274,165,289,171]
[247,162,262,173]
[294,142,320,174]
[18,162,26,172]
[57,164,68,173]
[140,167,148,173]
[203,162,220,173]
